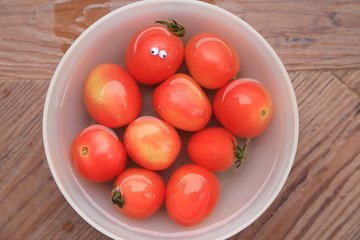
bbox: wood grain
[0,0,360,240]
[0,80,109,240]
[216,0,360,71]
[0,0,359,81]
[229,70,360,240]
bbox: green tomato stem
[232,139,246,168]
[111,188,124,209]
[155,19,185,37]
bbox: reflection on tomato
[185,32,240,89]
[83,63,142,128]
[70,124,127,182]
[123,116,181,171]
[112,168,165,219]
[166,164,220,226]
[153,73,212,131]
[213,78,273,138]
[125,22,184,85]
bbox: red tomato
[84,63,142,128]
[213,78,273,138]
[123,116,181,171]
[70,125,127,182]
[153,73,212,131]
[166,164,220,226]
[187,127,246,172]
[111,168,165,219]
[185,32,240,89]
[125,21,184,85]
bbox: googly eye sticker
[151,47,159,55]
[159,50,167,58]
[150,47,167,58]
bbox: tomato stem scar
[81,147,88,156]
[155,19,186,37]
[261,109,267,117]
[232,139,246,168]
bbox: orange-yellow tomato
[84,63,142,128]
[123,116,181,171]
[153,73,212,131]
[166,164,220,226]
[213,78,273,138]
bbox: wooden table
[1,0,359,239]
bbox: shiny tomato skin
[123,116,181,171]
[187,127,237,172]
[84,63,142,128]
[112,168,165,219]
[153,73,212,131]
[166,164,220,226]
[185,32,240,89]
[125,25,184,85]
[213,78,273,138]
[70,125,127,182]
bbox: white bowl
[43,0,299,239]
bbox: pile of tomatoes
[70,20,273,227]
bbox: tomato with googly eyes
[125,20,185,85]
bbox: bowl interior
[43,1,298,239]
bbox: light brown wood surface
[1,0,359,239]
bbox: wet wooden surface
[1,0,359,239]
